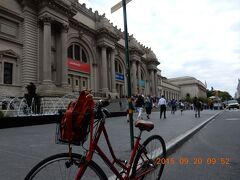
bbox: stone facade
[168,76,207,99]
[0,0,206,100]
[0,0,160,98]
[235,79,240,98]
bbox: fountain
[0,83,78,128]
[0,88,127,128]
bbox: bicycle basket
[56,110,91,146]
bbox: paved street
[161,109,240,180]
[0,109,221,179]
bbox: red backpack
[58,90,94,145]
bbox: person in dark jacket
[193,97,202,118]
[145,96,153,119]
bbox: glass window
[67,45,73,59]
[115,61,123,74]
[75,45,80,60]
[76,79,78,86]
[4,62,13,84]
[82,50,87,63]
[115,61,118,72]
[67,43,88,63]
[118,64,122,73]
[141,70,144,80]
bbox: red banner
[67,59,90,74]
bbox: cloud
[79,0,240,97]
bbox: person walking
[158,95,167,119]
[193,97,202,118]
[179,99,185,115]
[145,96,153,119]
[170,98,177,114]
[135,95,145,120]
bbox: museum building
[0,0,163,98]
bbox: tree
[219,91,232,101]
[185,93,192,103]
[206,88,232,101]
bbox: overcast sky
[79,0,240,97]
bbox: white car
[227,100,240,110]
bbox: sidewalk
[0,109,222,180]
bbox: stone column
[111,49,116,93]
[132,60,137,95]
[0,60,2,83]
[151,70,155,95]
[137,63,141,94]
[61,24,69,88]
[101,46,108,92]
[154,70,158,97]
[42,19,52,84]
[92,63,98,92]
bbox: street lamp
[111,0,134,149]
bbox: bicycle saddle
[135,120,154,132]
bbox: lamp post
[111,0,134,149]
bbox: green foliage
[218,91,232,101]
[198,97,209,103]
[185,93,192,103]
[206,88,232,101]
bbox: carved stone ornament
[78,30,84,38]
[62,24,69,32]
[39,14,53,23]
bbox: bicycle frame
[75,114,144,180]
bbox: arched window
[68,43,88,63]
[141,69,144,80]
[115,60,123,73]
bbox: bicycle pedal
[65,161,73,168]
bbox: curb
[108,111,223,179]
[165,111,223,156]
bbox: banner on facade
[68,59,90,74]
[139,80,145,87]
[115,72,124,81]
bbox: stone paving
[0,109,221,180]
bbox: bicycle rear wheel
[24,153,107,180]
[132,135,166,180]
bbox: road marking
[225,118,240,121]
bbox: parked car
[226,100,240,110]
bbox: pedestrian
[193,97,202,118]
[158,95,167,119]
[126,109,129,122]
[119,100,122,109]
[179,100,185,115]
[145,96,153,119]
[170,98,177,114]
[135,95,145,120]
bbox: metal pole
[122,0,134,149]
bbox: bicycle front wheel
[132,135,166,180]
[24,153,107,180]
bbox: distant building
[168,76,207,99]
[235,79,240,98]
[157,73,180,101]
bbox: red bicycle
[25,100,166,180]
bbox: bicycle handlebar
[94,100,111,119]
[95,100,110,108]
